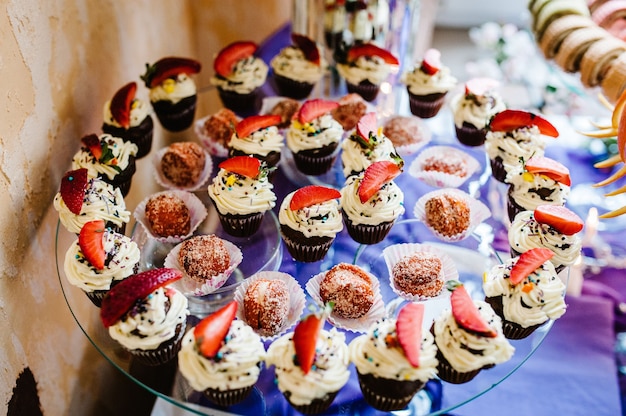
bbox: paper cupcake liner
[413,188,491,242]
[128,323,185,366]
[152,95,197,132]
[194,114,235,158]
[84,290,107,307]
[203,385,254,407]
[383,243,458,302]
[164,237,243,296]
[291,147,339,176]
[273,74,315,100]
[133,190,208,244]
[408,145,480,188]
[455,123,487,147]
[408,91,447,119]
[357,372,425,411]
[152,146,213,192]
[281,232,335,263]
[217,87,261,116]
[286,390,339,415]
[233,271,306,341]
[305,268,385,333]
[347,81,380,102]
[102,115,154,159]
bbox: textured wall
[0,0,288,413]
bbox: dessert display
[382,115,431,156]
[155,141,212,191]
[140,57,201,132]
[101,81,154,158]
[228,114,283,168]
[194,107,240,158]
[408,145,480,188]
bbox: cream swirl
[341,132,399,176]
[401,64,457,95]
[228,126,284,157]
[270,46,326,83]
[71,134,138,181]
[103,98,151,128]
[508,210,582,267]
[433,301,514,373]
[507,167,570,211]
[484,126,546,172]
[349,317,438,382]
[341,173,405,226]
[210,57,268,94]
[337,55,392,85]
[149,73,197,104]
[324,2,346,33]
[208,167,276,216]
[108,287,189,351]
[63,229,140,292]
[266,328,350,406]
[286,114,344,153]
[450,91,506,129]
[483,257,567,327]
[178,320,266,392]
[278,190,343,238]
[54,178,130,234]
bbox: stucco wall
[0,1,289,414]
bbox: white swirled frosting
[228,126,284,157]
[270,46,326,83]
[450,91,506,129]
[210,57,268,94]
[484,126,546,174]
[507,167,570,211]
[401,63,457,96]
[337,56,392,85]
[432,301,514,373]
[286,113,343,153]
[341,131,399,177]
[483,256,566,327]
[266,328,350,406]
[178,319,266,392]
[71,134,138,181]
[208,167,276,216]
[149,73,197,104]
[341,173,405,226]
[103,98,151,128]
[350,317,438,382]
[64,229,139,292]
[278,190,343,238]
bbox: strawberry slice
[396,303,424,367]
[448,281,497,337]
[509,247,555,285]
[358,161,402,203]
[193,300,238,358]
[110,82,137,129]
[218,155,262,178]
[420,48,441,75]
[525,156,571,186]
[297,99,339,123]
[293,310,327,374]
[78,220,106,270]
[290,185,341,210]
[214,41,258,78]
[60,168,88,215]
[235,114,281,138]
[356,112,378,143]
[347,43,399,65]
[534,205,584,235]
[81,134,103,160]
[489,109,559,138]
[291,33,320,65]
[464,77,499,96]
[100,268,182,328]
[140,57,201,88]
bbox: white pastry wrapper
[382,243,458,302]
[233,271,307,341]
[408,145,480,188]
[259,96,294,116]
[305,268,385,333]
[133,190,208,244]
[194,114,240,158]
[164,236,243,296]
[413,188,491,242]
[152,146,213,192]
[382,116,432,157]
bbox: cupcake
[71,133,138,196]
[102,82,154,158]
[432,281,514,383]
[210,41,268,115]
[382,115,431,156]
[408,145,480,188]
[286,99,343,176]
[54,168,130,235]
[335,42,399,102]
[484,248,567,339]
[331,93,368,131]
[508,205,584,273]
[140,57,201,132]
[155,141,211,191]
[485,109,558,183]
[401,48,458,118]
[208,156,277,238]
[506,155,571,222]
[265,308,350,414]
[450,77,506,146]
[100,268,190,366]
[177,301,266,406]
[323,0,347,50]
[349,303,438,411]
[228,114,284,168]
[279,185,343,263]
[341,112,403,178]
[340,161,405,245]
[194,108,240,158]
[270,33,326,99]
[64,220,140,307]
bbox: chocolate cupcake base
[357,371,425,411]
[216,209,266,238]
[490,156,508,183]
[291,143,339,176]
[343,213,394,245]
[455,122,487,147]
[485,296,544,340]
[347,80,380,102]
[128,322,185,366]
[203,385,253,407]
[217,87,262,117]
[284,390,339,414]
[408,91,447,119]
[273,73,315,100]
[152,95,197,132]
[280,225,335,262]
[102,115,154,158]
[101,155,137,197]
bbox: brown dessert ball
[424,193,471,237]
[319,263,374,319]
[202,108,239,146]
[145,193,191,237]
[178,235,231,283]
[160,141,206,187]
[392,252,444,297]
[421,154,468,177]
[243,278,290,336]
[268,98,301,129]
[383,116,427,148]
[331,94,367,131]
